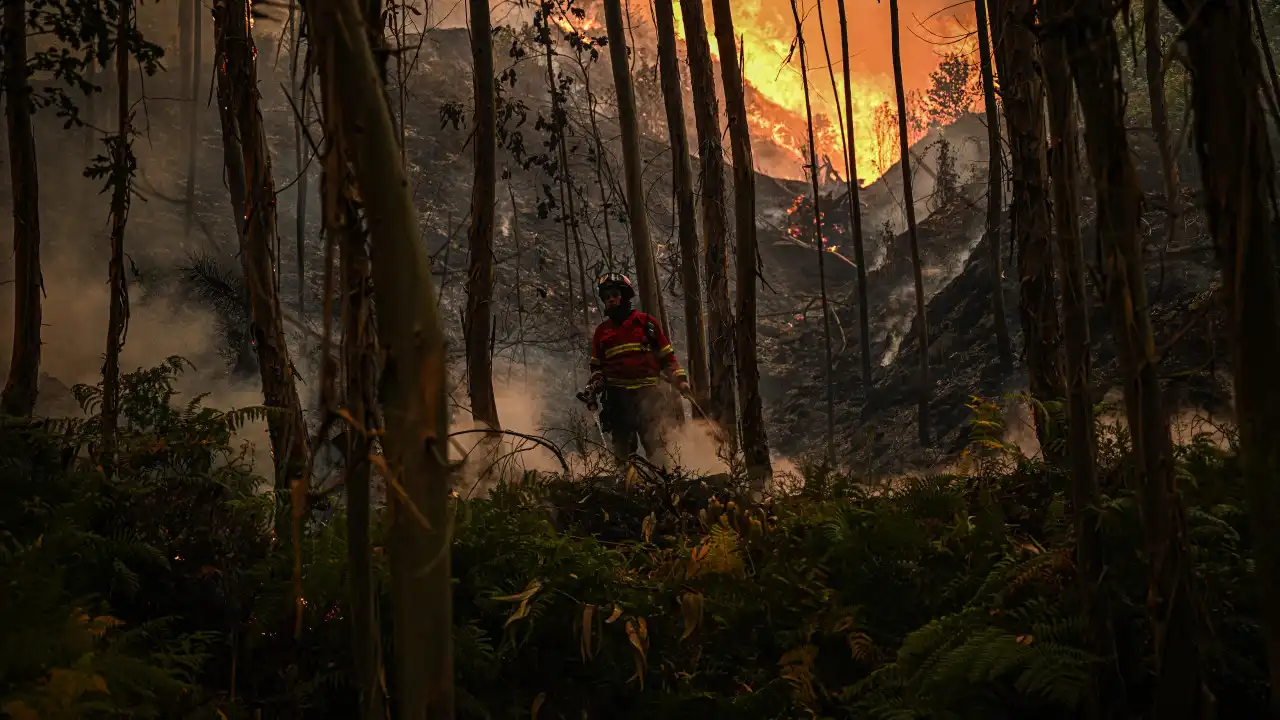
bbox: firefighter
[577,273,691,464]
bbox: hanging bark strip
[834,0,874,386]
[465,0,500,432]
[888,0,931,446]
[681,0,738,442]
[990,0,1066,459]
[214,0,311,501]
[101,0,133,464]
[1161,0,1280,712]
[653,0,710,420]
[789,0,836,465]
[302,0,455,711]
[1,0,44,418]
[1040,2,1120,712]
[710,0,772,482]
[1060,0,1212,714]
[973,0,1013,369]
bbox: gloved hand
[576,385,600,412]
[676,379,692,397]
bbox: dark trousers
[600,385,667,463]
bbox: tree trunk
[991,0,1066,460]
[791,0,836,465]
[973,0,1013,370]
[289,3,309,316]
[1,0,43,418]
[184,0,201,236]
[317,5,387,717]
[602,0,663,328]
[889,0,930,445]
[834,0,873,387]
[215,0,311,501]
[654,0,710,420]
[1062,0,1212,714]
[710,0,772,483]
[1145,0,1181,252]
[101,0,131,463]
[304,0,455,712]
[465,0,500,432]
[178,0,192,148]
[681,0,737,443]
[1162,0,1280,712]
[1040,4,1119,713]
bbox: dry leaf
[679,592,704,642]
[580,604,596,661]
[605,605,623,624]
[531,692,547,719]
[642,512,656,543]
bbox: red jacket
[589,311,687,390]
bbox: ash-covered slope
[764,128,1228,473]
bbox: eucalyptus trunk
[654,0,710,418]
[681,0,737,442]
[889,0,930,445]
[465,0,500,431]
[710,0,772,482]
[101,0,132,464]
[1,0,43,418]
[834,0,873,386]
[1162,0,1280,711]
[973,0,1013,369]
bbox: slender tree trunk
[101,0,132,463]
[537,15,582,328]
[1145,0,1181,252]
[178,0,192,141]
[889,0,930,445]
[184,0,202,236]
[602,0,663,327]
[974,0,1013,369]
[215,0,311,501]
[834,0,873,387]
[991,0,1066,460]
[305,0,455,712]
[710,0,772,482]
[654,0,710,419]
[681,0,737,443]
[1162,0,1280,712]
[465,0,500,431]
[290,5,309,316]
[791,0,836,465]
[1040,5,1118,713]
[2,0,43,418]
[1063,0,1212,714]
[583,69,615,261]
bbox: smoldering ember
[0,0,1274,717]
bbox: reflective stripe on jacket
[589,311,687,389]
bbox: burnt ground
[763,141,1229,474]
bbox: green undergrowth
[0,360,1268,718]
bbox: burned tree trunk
[101,0,132,462]
[654,0,710,420]
[304,0,456,711]
[1062,0,1212,714]
[889,0,931,445]
[791,0,836,465]
[991,0,1066,460]
[465,0,500,432]
[602,0,663,327]
[1144,0,1181,250]
[1040,4,1118,712]
[680,0,737,441]
[215,0,311,496]
[710,0,772,482]
[835,0,874,387]
[973,0,1013,370]
[2,0,43,418]
[1162,0,1280,711]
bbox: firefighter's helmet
[596,272,635,301]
